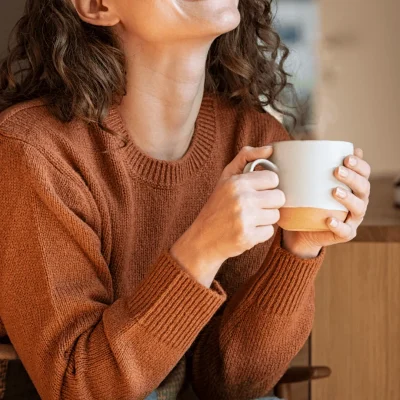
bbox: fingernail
[330,218,338,227]
[339,166,349,178]
[348,156,357,167]
[263,145,273,150]
[335,187,347,198]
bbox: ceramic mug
[243,140,355,231]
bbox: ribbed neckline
[104,93,217,187]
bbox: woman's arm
[0,135,226,400]
[188,227,325,400]
[183,111,324,399]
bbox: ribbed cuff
[127,251,227,349]
[249,229,325,315]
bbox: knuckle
[355,210,364,220]
[259,171,279,188]
[229,176,245,195]
[234,203,249,228]
[230,174,241,182]
[259,170,276,185]
[347,229,356,241]
[353,202,366,218]
[341,234,351,243]
[241,145,253,154]
[236,221,252,247]
[361,204,368,216]
[364,180,371,197]
[254,225,274,246]
[277,189,286,206]
[232,198,245,217]
[271,209,280,224]
[268,189,285,207]
[265,225,275,240]
[268,171,279,187]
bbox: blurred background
[1,1,399,399]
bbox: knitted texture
[0,93,325,400]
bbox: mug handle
[243,158,279,174]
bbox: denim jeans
[145,391,281,400]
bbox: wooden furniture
[0,345,18,360]
[312,176,400,399]
[275,366,331,400]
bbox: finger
[253,224,275,244]
[343,155,371,179]
[333,188,367,220]
[326,218,356,242]
[253,209,280,227]
[256,189,286,209]
[236,170,279,190]
[335,166,371,200]
[223,145,273,177]
[354,147,364,159]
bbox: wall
[315,0,400,176]
[0,1,25,58]
[275,0,319,98]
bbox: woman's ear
[70,0,120,27]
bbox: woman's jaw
[114,0,241,43]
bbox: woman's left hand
[282,148,371,259]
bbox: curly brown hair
[0,0,294,144]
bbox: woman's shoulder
[0,98,108,201]
[0,97,62,135]
[0,98,106,177]
[0,98,89,151]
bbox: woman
[0,0,371,399]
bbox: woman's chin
[176,0,241,35]
[194,8,241,36]
[213,8,241,31]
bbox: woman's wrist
[281,230,322,259]
[170,229,223,288]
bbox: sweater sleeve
[189,228,325,399]
[0,135,226,400]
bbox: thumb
[222,145,274,179]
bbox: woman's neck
[117,37,212,161]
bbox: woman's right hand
[170,146,286,288]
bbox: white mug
[243,140,354,231]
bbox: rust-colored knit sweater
[0,93,325,400]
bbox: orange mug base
[278,207,348,232]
